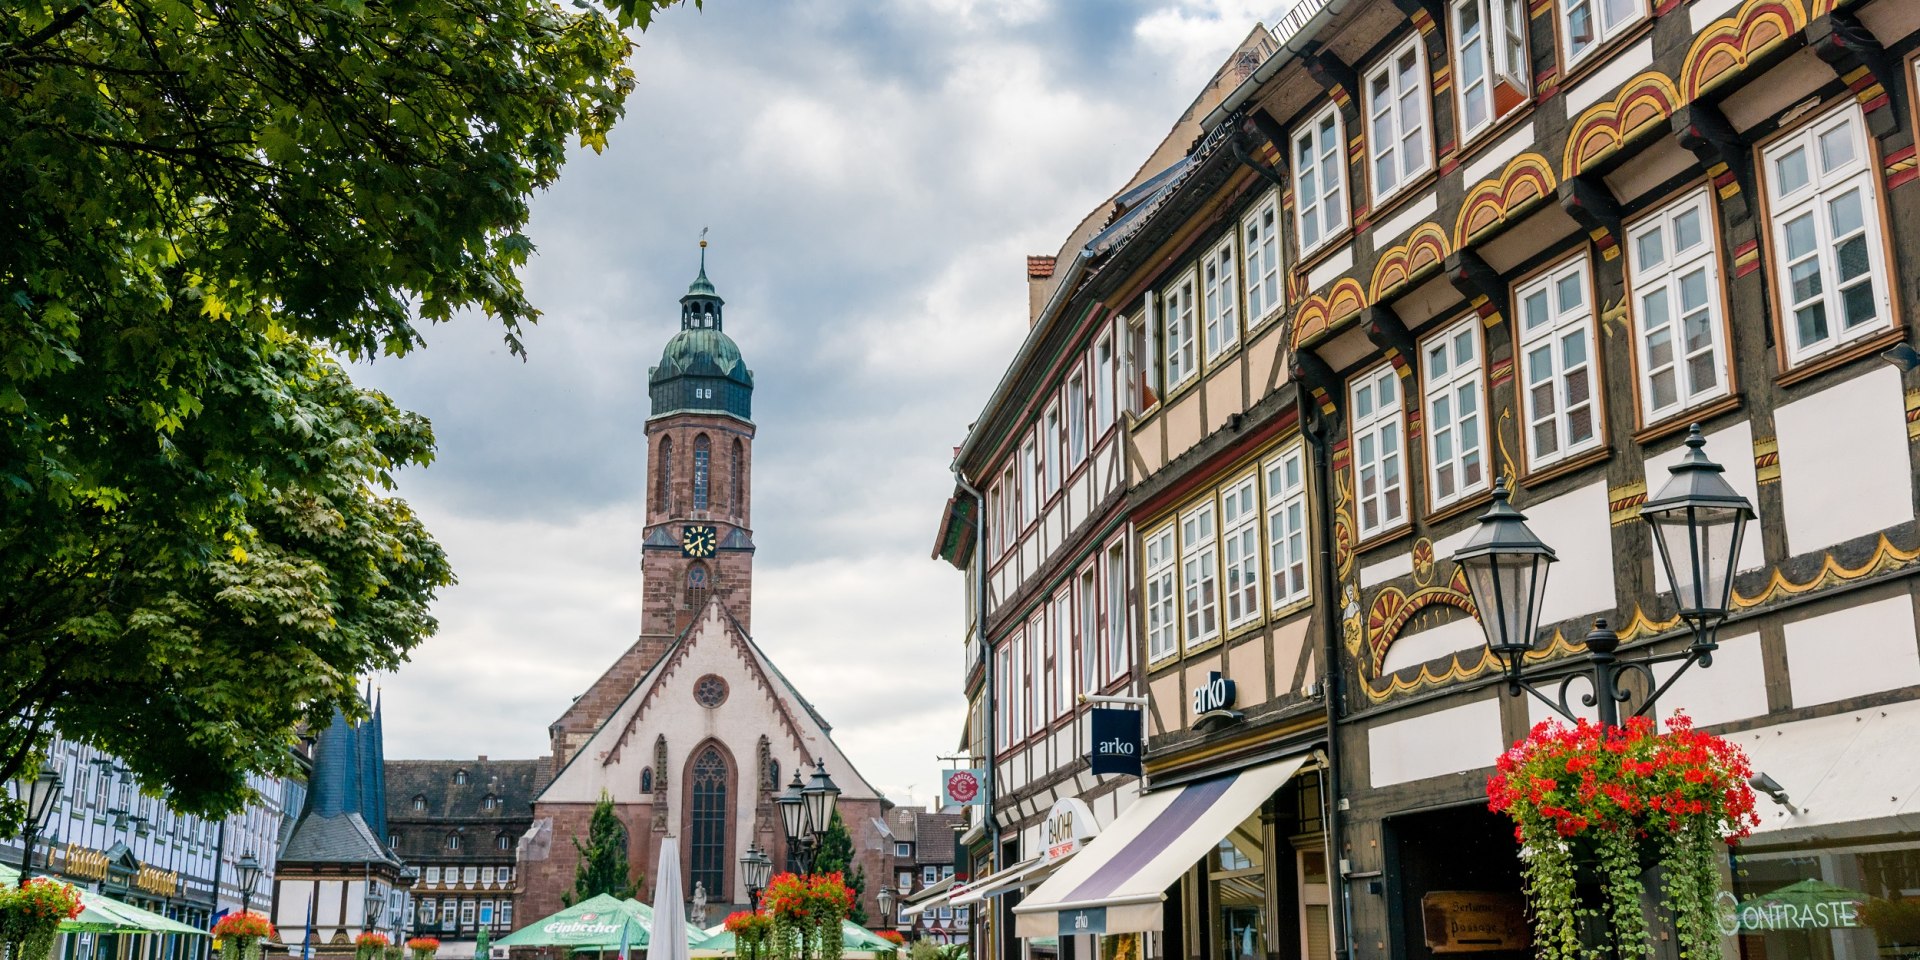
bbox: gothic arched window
[686,562,710,611]
[656,434,674,510]
[693,434,711,511]
[730,439,744,516]
[689,746,729,900]
[641,767,654,794]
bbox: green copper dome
[649,249,752,420]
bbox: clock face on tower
[680,524,718,558]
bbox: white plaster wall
[1689,0,1747,31]
[1784,594,1920,707]
[1368,698,1506,787]
[1460,121,1536,188]
[1360,550,1414,589]
[1564,37,1655,114]
[1643,419,1765,593]
[1650,628,1768,728]
[1307,247,1354,292]
[275,879,314,930]
[1774,367,1914,556]
[1522,481,1616,625]
[1371,194,1438,247]
[1380,617,1484,675]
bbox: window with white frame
[498,866,510,883]
[1053,592,1073,718]
[1009,631,1026,740]
[1044,405,1061,493]
[1515,256,1602,467]
[1562,0,1642,67]
[1220,475,1262,628]
[1628,188,1730,420]
[460,900,475,926]
[1366,36,1431,201]
[1294,104,1348,254]
[1349,365,1407,538]
[1422,318,1488,508]
[425,867,441,885]
[994,644,1011,749]
[1265,445,1310,608]
[1144,527,1178,662]
[1243,194,1284,324]
[1452,0,1529,139]
[1762,102,1891,365]
[1163,272,1199,389]
[1068,373,1087,465]
[1104,541,1127,679]
[1078,568,1098,693]
[1095,335,1115,432]
[1202,236,1239,360]
[1179,503,1220,647]
[1035,610,1053,723]
[421,900,436,924]
[895,842,911,858]
[1128,311,1158,413]
[1020,441,1037,527]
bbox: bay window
[1515,256,1602,468]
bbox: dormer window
[412,795,426,812]
[447,832,461,850]
[482,794,499,812]
[453,770,468,785]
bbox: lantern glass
[237,853,263,893]
[22,761,61,827]
[1452,480,1556,672]
[749,848,773,890]
[777,771,808,842]
[802,760,840,838]
[1646,502,1747,619]
[877,886,894,917]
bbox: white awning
[899,874,957,919]
[1731,699,1920,847]
[1014,754,1309,938]
[950,856,1058,908]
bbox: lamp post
[739,844,773,909]
[875,886,894,934]
[774,760,841,876]
[1453,426,1754,724]
[14,760,64,887]
[236,853,263,914]
[364,887,386,937]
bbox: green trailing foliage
[0,0,691,831]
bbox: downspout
[949,470,996,915]
[1298,381,1351,960]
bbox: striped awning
[950,856,1058,908]
[1013,755,1310,938]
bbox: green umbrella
[493,894,711,952]
[0,864,201,935]
[838,923,895,952]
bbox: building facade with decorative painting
[520,250,892,930]
[943,1,1920,960]
[385,758,548,957]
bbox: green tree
[0,0,690,830]
[812,811,868,926]
[565,793,638,906]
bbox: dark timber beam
[1673,103,1755,223]
[1809,10,1902,139]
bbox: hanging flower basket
[763,873,856,960]
[356,931,392,960]
[0,878,85,960]
[406,936,441,960]
[213,910,279,960]
[1487,713,1759,960]
[726,911,775,960]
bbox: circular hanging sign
[944,769,980,804]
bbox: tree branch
[4,3,93,59]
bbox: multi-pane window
[994,645,1012,748]
[1422,319,1487,508]
[1562,0,1642,66]
[1163,272,1199,389]
[1180,504,1220,647]
[1628,189,1729,420]
[1243,195,1284,324]
[1068,374,1087,465]
[1202,236,1239,360]
[1078,569,1098,693]
[1053,592,1073,718]
[1021,438,1038,524]
[1516,257,1602,468]
[1095,335,1115,432]
[1144,527,1178,662]
[1044,405,1061,493]
[421,900,437,925]
[1763,103,1891,365]
[1029,613,1046,733]
[1350,366,1407,538]
[1294,105,1348,254]
[1104,542,1127,680]
[1009,628,1027,738]
[1265,446,1310,609]
[1452,0,1529,139]
[692,435,711,510]
[1366,37,1431,201]
[461,900,475,926]
[1220,476,1262,628]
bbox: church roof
[279,700,403,868]
[649,251,753,420]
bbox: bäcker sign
[1088,707,1142,776]
[1041,797,1099,864]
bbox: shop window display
[1212,811,1267,960]
[1728,843,1920,960]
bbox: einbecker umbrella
[492,894,655,951]
[651,838,690,960]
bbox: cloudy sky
[356,0,1277,808]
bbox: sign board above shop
[1191,671,1243,729]
[1421,892,1529,953]
[1042,797,1100,864]
[1088,707,1143,776]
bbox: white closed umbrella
[651,837,691,960]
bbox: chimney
[1027,256,1056,327]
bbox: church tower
[638,241,757,647]
[546,241,756,768]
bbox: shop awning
[899,874,957,920]
[951,856,1059,908]
[1013,754,1309,938]
[1732,699,1920,846]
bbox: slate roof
[385,758,551,822]
[279,704,403,867]
[911,812,964,865]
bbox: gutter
[1299,380,1353,960]
[949,469,998,876]
[1200,0,1357,134]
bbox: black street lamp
[236,853,263,914]
[739,844,773,909]
[875,886,894,933]
[14,760,63,887]
[775,760,841,876]
[1454,426,1754,725]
